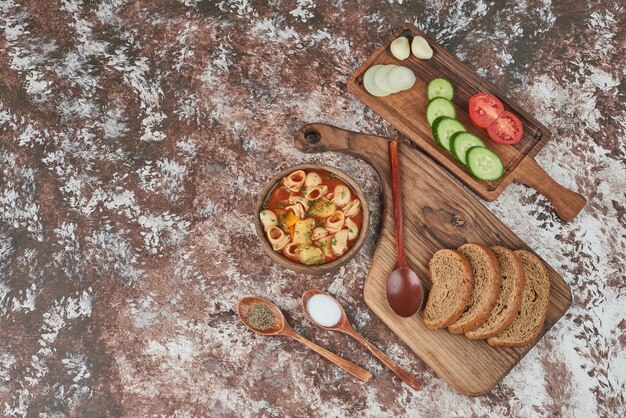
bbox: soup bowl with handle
[254,163,370,275]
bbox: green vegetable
[427,78,454,101]
[432,117,466,151]
[426,97,456,126]
[466,147,504,181]
[451,132,485,165]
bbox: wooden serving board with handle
[347,23,586,222]
[294,123,572,396]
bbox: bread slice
[488,250,550,347]
[424,249,473,329]
[448,244,501,334]
[465,246,525,340]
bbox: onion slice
[374,65,401,94]
[363,65,390,97]
[389,66,416,91]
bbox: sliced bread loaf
[448,244,501,334]
[487,250,550,347]
[424,249,473,330]
[465,246,525,340]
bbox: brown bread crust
[424,249,473,330]
[448,244,501,334]
[487,250,551,347]
[465,246,526,340]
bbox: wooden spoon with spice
[301,289,422,391]
[237,296,372,382]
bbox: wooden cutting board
[294,123,572,396]
[347,23,586,222]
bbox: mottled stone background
[0,0,624,417]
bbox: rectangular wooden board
[347,23,552,200]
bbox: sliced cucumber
[426,97,456,127]
[466,147,504,181]
[451,132,485,164]
[427,78,454,101]
[432,117,465,151]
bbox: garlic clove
[411,36,433,59]
[390,36,410,60]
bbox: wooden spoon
[301,289,422,391]
[237,296,372,382]
[386,140,424,317]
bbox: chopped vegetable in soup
[259,169,363,265]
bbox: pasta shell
[331,229,350,256]
[283,242,299,258]
[303,185,328,201]
[259,209,278,230]
[312,227,329,240]
[325,211,345,234]
[286,203,306,219]
[305,172,322,187]
[342,199,361,218]
[282,170,306,192]
[317,236,333,257]
[289,196,308,207]
[267,226,290,251]
[332,184,351,208]
[345,217,359,240]
[295,245,324,265]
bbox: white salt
[306,294,342,327]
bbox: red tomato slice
[487,111,523,144]
[469,93,504,129]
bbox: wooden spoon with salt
[301,289,422,391]
[237,296,371,382]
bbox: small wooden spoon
[386,140,424,317]
[301,289,422,391]
[237,296,371,382]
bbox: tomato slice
[487,111,523,144]
[469,93,504,129]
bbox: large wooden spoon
[237,296,371,382]
[301,289,422,391]
[386,140,424,317]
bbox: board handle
[515,156,586,222]
[294,123,388,171]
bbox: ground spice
[246,303,276,330]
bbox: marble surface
[0,1,624,416]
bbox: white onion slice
[374,65,401,94]
[363,65,389,97]
[389,66,416,91]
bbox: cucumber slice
[426,97,456,126]
[432,117,466,151]
[466,147,504,181]
[451,132,485,164]
[427,78,454,101]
